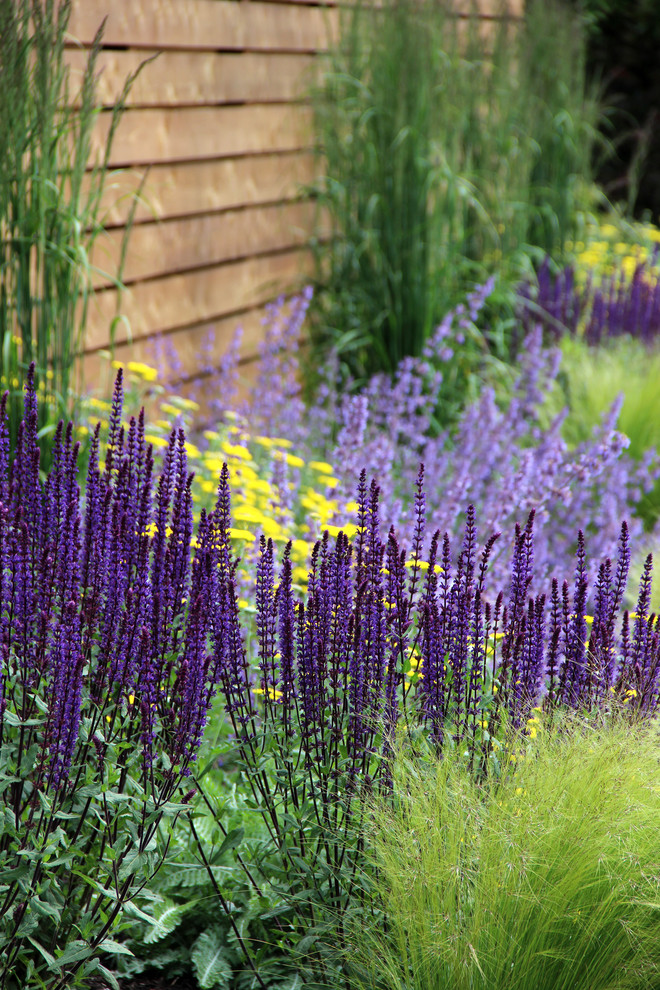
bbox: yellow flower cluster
[569,216,660,288]
[80,362,356,593]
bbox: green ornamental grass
[0,0,143,460]
[351,716,660,990]
[307,0,600,387]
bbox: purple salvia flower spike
[632,554,653,671]
[104,369,125,479]
[277,543,296,738]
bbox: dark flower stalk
[0,366,231,990]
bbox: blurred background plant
[539,337,660,532]
[130,289,659,599]
[515,227,660,532]
[0,0,141,465]
[305,0,600,398]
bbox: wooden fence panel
[68,50,317,108]
[90,201,317,288]
[88,153,316,226]
[68,0,522,396]
[82,304,274,394]
[68,1,338,53]
[89,105,311,167]
[84,248,311,351]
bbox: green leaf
[101,791,132,805]
[295,933,319,954]
[26,935,56,968]
[96,938,135,957]
[273,975,305,990]
[52,940,93,968]
[94,962,120,990]
[215,827,244,862]
[143,896,199,945]
[117,850,151,881]
[3,710,44,728]
[191,928,232,989]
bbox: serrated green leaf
[273,975,304,990]
[117,850,150,881]
[101,791,131,805]
[3,710,44,728]
[143,896,199,945]
[192,928,232,989]
[122,899,164,926]
[27,897,60,923]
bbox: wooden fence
[67,0,523,396]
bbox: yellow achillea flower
[253,436,276,449]
[260,517,288,541]
[86,397,112,412]
[254,435,293,449]
[221,441,252,461]
[292,565,309,585]
[309,460,334,474]
[325,523,358,539]
[127,361,158,382]
[233,505,266,524]
[144,435,169,449]
[273,450,305,468]
[245,477,272,496]
[253,686,283,701]
[291,539,313,561]
[228,528,256,542]
[168,396,200,411]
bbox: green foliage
[112,726,319,990]
[348,716,660,990]
[307,0,600,386]
[0,0,141,461]
[192,930,233,990]
[0,703,189,990]
[543,335,660,528]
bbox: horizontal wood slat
[67,49,317,108]
[68,0,522,54]
[90,200,317,287]
[90,104,312,167]
[84,247,312,349]
[82,304,274,394]
[256,0,523,11]
[88,153,316,226]
[68,0,339,53]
